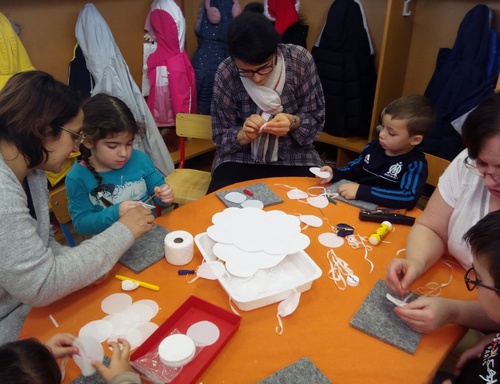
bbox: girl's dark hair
[80,93,143,207]
[463,210,500,295]
[0,338,61,384]
[0,71,81,168]
[462,92,500,159]
[227,11,280,64]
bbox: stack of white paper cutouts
[206,207,310,278]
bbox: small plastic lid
[381,221,392,229]
[158,334,196,367]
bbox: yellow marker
[115,274,160,291]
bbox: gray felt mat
[216,182,284,208]
[258,357,332,384]
[70,356,111,384]
[326,179,378,211]
[118,225,169,273]
[350,279,421,354]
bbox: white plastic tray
[194,233,322,311]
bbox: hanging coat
[311,0,376,138]
[191,0,235,115]
[145,0,197,126]
[75,3,174,176]
[423,5,494,161]
[0,12,35,89]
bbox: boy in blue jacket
[318,95,435,209]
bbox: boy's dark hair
[80,93,143,207]
[462,92,500,159]
[0,70,81,168]
[463,210,500,295]
[383,95,435,137]
[227,11,281,64]
[0,338,61,384]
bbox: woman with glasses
[207,11,325,193]
[0,71,155,344]
[386,92,500,333]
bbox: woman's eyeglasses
[237,57,276,78]
[463,157,500,182]
[464,267,500,293]
[59,126,86,146]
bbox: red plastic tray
[131,296,241,384]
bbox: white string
[276,314,284,335]
[346,233,374,272]
[326,249,354,290]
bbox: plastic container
[368,221,392,245]
[194,232,322,311]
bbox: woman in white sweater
[0,71,155,344]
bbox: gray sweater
[0,154,135,344]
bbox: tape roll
[164,230,194,266]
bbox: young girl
[66,93,174,236]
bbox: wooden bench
[315,131,368,167]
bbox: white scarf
[241,52,286,163]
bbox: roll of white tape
[164,230,194,266]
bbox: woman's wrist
[289,114,299,130]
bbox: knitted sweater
[0,154,135,345]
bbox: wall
[2,0,499,102]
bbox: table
[21,177,475,383]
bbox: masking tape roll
[164,230,194,266]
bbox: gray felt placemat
[216,182,284,208]
[70,356,111,384]
[350,279,421,354]
[258,357,332,384]
[118,225,169,273]
[326,179,378,211]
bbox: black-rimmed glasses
[237,57,276,78]
[464,267,500,293]
[59,126,86,146]
[463,157,500,182]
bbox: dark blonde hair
[383,95,435,137]
[0,71,81,168]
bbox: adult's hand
[393,296,456,333]
[261,113,294,137]
[386,257,426,296]
[118,200,142,217]
[118,206,155,239]
[238,114,266,144]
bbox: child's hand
[453,333,496,376]
[92,339,134,383]
[44,333,77,359]
[318,166,333,184]
[118,200,142,216]
[337,183,359,199]
[154,184,174,205]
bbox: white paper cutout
[318,232,345,248]
[287,189,309,200]
[101,293,133,314]
[241,199,264,209]
[130,300,159,321]
[306,195,329,209]
[197,260,227,280]
[187,321,220,346]
[139,202,156,209]
[309,167,330,179]
[224,191,247,204]
[73,336,104,376]
[276,290,301,335]
[299,214,323,228]
[79,320,113,342]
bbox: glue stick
[368,221,392,245]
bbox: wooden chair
[48,183,76,247]
[424,152,451,188]
[165,114,213,206]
